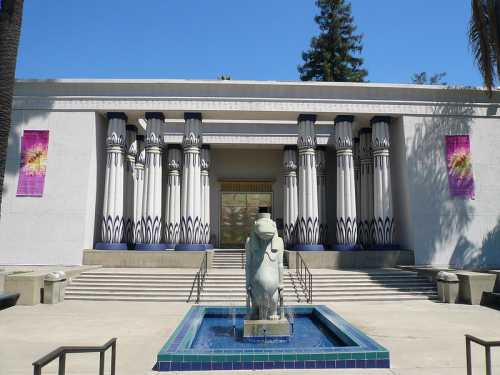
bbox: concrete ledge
[83,249,213,268]
[488,270,500,292]
[455,271,496,305]
[285,249,414,269]
[4,265,101,305]
[397,266,456,281]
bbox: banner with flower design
[16,130,49,197]
[446,135,475,199]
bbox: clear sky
[16,0,483,86]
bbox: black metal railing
[295,252,313,303]
[33,338,116,375]
[187,252,208,303]
[465,334,500,375]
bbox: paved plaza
[1,294,499,374]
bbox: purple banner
[16,130,49,197]
[446,135,475,199]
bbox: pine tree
[298,0,367,82]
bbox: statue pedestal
[243,319,290,338]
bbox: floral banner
[16,130,49,197]
[446,135,474,199]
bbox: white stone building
[1,79,500,268]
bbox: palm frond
[469,0,495,93]
[487,0,500,79]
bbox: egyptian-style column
[136,112,166,250]
[200,145,212,248]
[163,145,182,248]
[334,115,359,250]
[353,137,361,245]
[123,125,137,246]
[283,145,298,249]
[176,112,206,251]
[371,116,396,248]
[359,128,374,247]
[133,135,145,245]
[316,146,328,246]
[295,114,323,251]
[96,112,128,250]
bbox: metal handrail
[187,252,208,303]
[33,338,116,375]
[465,334,500,375]
[295,252,313,303]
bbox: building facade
[1,79,500,268]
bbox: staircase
[64,270,196,302]
[212,250,245,269]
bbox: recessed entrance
[219,181,273,248]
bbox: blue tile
[346,359,356,368]
[232,362,242,370]
[273,361,284,369]
[325,360,336,368]
[171,362,181,371]
[158,362,171,371]
[284,361,295,369]
[264,361,274,369]
[295,361,305,369]
[366,359,376,368]
[201,362,211,371]
[316,360,326,368]
[254,361,264,370]
[212,362,223,370]
[191,362,201,371]
[180,362,191,371]
[242,362,253,370]
[222,362,232,370]
[356,359,366,368]
[377,359,390,368]
[305,361,315,369]
[336,360,346,368]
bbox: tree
[0,0,24,213]
[298,0,367,82]
[469,0,500,94]
[411,72,447,85]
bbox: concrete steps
[212,250,245,269]
[65,267,437,303]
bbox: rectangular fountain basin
[155,305,389,371]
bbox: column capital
[107,112,128,122]
[183,112,203,148]
[283,146,298,172]
[126,125,138,157]
[297,114,317,149]
[201,145,210,171]
[371,116,391,150]
[359,128,373,160]
[136,135,146,165]
[315,146,327,174]
[145,112,165,121]
[334,115,355,150]
[167,144,182,172]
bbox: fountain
[154,212,390,371]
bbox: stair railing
[187,252,208,303]
[465,334,500,375]
[295,252,313,303]
[33,338,116,375]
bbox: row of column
[96,112,211,251]
[282,115,396,251]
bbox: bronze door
[220,191,272,248]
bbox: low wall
[83,250,213,268]
[285,250,415,269]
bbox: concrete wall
[403,111,500,268]
[0,110,100,265]
[210,147,283,247]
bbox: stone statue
[245,212,285,321]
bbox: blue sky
[16,0,482,85]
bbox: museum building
[1,79,499,268]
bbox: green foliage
[411,72,447,85]
[298,0,367,82]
